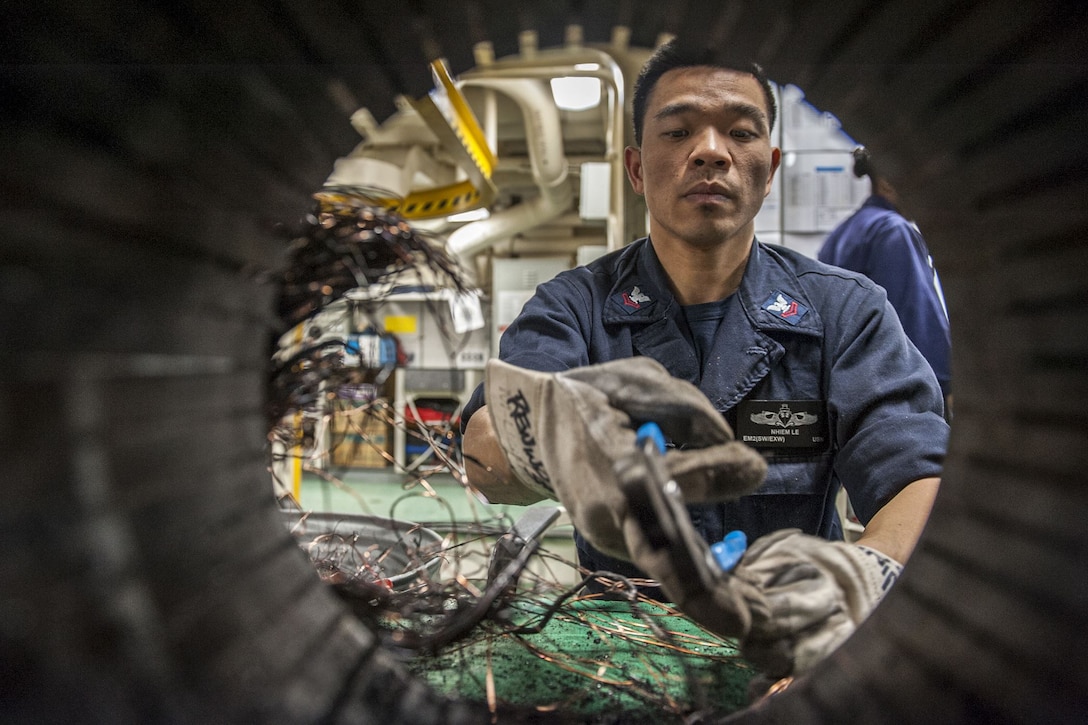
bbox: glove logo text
[505,390,552,490]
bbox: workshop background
[4,1,1087,724]
[272,46,872,562]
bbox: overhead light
[447,207,491,223]
[550,76,601,111]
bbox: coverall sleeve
[824,281,948,523]
[460,276,592,429]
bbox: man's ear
[624,146,645,195]
[765,147,782,197]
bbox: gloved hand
[618,490,770,639]
[484,357,767,561]
[734,529,903,678]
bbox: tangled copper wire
[268,188,469,424]
[277,187,467,328]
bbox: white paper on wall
[782,151,870,233]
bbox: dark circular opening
[5,3,1086,723]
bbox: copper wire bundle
[277,187,468,328]
[268,188,470,425]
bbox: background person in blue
[820,146,953,415]
[460,39,949,678]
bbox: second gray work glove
[485,357,767,561]
[734,529,903,678]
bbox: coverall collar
[602,238,824,409]
[602,237,824,336]
[863,193,897,213]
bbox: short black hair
[852,145,875,178]
[631,38,778,147]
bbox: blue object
[379,334,398,366]
[710,530,748,572]
[636,422,666,454]
[819,194,951,397]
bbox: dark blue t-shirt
[683,297,733,370]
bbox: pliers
[615,423,748,602]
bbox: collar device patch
[611,285,655,315]
[762,291,809,325]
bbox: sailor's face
[625,66,781,250]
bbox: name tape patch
[736,399,828,450]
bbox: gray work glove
[485,357,767,561]
[734,529,903,678]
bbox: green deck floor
[297,466,548,523]
[404,599,755,721]
[294,465,581,586]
